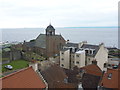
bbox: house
[23,24,66,58]
[1,67,47,89]
[80,64,103,89]
[60,41,108,70]
[60,42,83,69]
[40,64,76,88]
[99,64,120,89]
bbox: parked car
[4,65,13,70]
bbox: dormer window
[108,73,112,79]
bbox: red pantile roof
[81,64,102,76]
[100,68,120,89]
[1,67,46,88]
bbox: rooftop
[80,64,102,76]
[41,64,67,88]
[100,68,120,89]
[1,67,46,88]
[81,44,100,57]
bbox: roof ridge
[2,66,32,80]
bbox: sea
[0,27,118,48]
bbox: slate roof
[1,67,46,88]
[65,43,79,48]
[81,44,100,57]
[24,41,35,47]
[61,48,70,51]
[24,34,64,49]
[41,64,67,88]
[35,34,46,48]
[46,24,55,31]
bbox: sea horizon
[1,27,118,48]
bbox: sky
[0,0,119,28]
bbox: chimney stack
[29,60,38,71]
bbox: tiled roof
[100,68,120,89]
[41,64,67,88]
[82,73,101,88]
[81,64,102,76]
[81,64,102,88]
[64,66,80,84]
[1,67,46,88]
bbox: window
[76,55,79,57]
[61,52,64,54]
[76,61,79,64]
[90,50,92,54]
[108,73,112,79]
[64,78,68,83]
[61,58,64,60]
[85,50,88,54]
[104,63,107,68]
[61,64,64,67]
[88,58,90,61]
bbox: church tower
[46,24,55,36]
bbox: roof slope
[81,64,102,76]
[81,44,100,57]
[54,81,76,88]
[65,43,78,48]
[81,64,102,89]
[35,34,46,48]
[100,68,120,89]
[1,67,46,88]
[41,64,67,88]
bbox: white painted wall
[95,45,108,70]
[74,50,85,68]
[60,50,70,69]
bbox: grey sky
[0,0,119,28]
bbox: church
[23,24,66,58]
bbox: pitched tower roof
[46,24,55,31]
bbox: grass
[2,60,29,73]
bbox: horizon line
[0,26,118,29]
